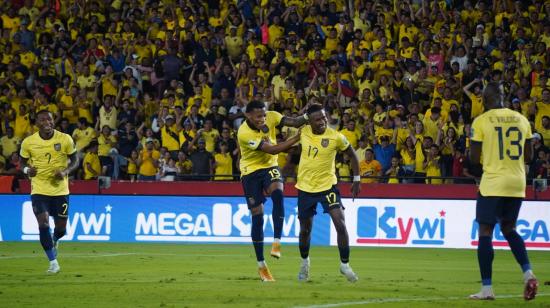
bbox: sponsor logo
[21,202,111,241]
[355,206,446,246]
[470,219,550,248]
[134,203,300,243]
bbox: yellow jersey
[138,149,160,176]
[237,111,283,176]
[339,128,361,149]
[469,93,484,119]
[20,130,76,196]
[359,159,382,183]
[214,153,233,180]
[83,152,101,180]
[1,135,21,158]
[201,129,220,153]
[296,126,351,193]
[471,108,532,197]
[161,125,181,151]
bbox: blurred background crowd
[0,0,549,188]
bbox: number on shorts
[61,203,68,215]
[325,192,338,205]
[268,168,281,180]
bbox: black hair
[306,103,324,115]
[245,100,266,113]
[36,109,52,118]
[482,81,504,107]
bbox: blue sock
[338,245,350,263]
[504,230,531,273]
[299,242,310,259]
[477,236,493,286]
[251,214,264,262]
[271,189,284,239]
[39,227,55,261]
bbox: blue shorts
[476,193,522,225]
[31,194,70,219]
[298,186,343,219]
[241,166,282,209]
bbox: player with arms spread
[469,82,538,300]
[20,110,79,274]
[237,100,307,281]
[295,104,361,282]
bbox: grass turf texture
[0,243,548,307]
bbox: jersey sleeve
[267,111,283,129]
[336,131,351,151]
[19,138,30,159]
[238,129,263,151]
[64,134,77,155]
[470,116,484,142]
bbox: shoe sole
[469,295,495,300]
[524,279,538,301]
[270,252,280,259]
[340,270,358,282]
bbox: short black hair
[306,103,324,115]
[245,100,266,113]
[482,81,504,107]
[430,107,441,114]
[36,109,52,118]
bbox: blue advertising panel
[0,195,331,245]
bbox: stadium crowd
[0,0,549,187]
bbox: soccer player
[237,100,307,281]
[469,82,538,300]
[20,110,79,274]
[296,104,361,282]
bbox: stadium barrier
[1,181,548,250]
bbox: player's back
[237,111,282,176]
[471,108,532,197]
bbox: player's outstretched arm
[54,152,80,180]
[259,131,301,155]
[280,114,308,128]
[344,145,361,198]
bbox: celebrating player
[295,104,361,282]
[20,110,79,274]
[237,100,307,281]
[469,82,538,300]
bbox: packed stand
[0,0,549,185]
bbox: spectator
[83,141,101,180]
[213,141,233,181]
[189,139,213,181]
[137,138,160,181]
[0,127,20,159]
[359,148,382,184]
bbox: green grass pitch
[0,242,548,307]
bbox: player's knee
[478,223,494,237]
[500,223,516,236]
[54,227,66,238]
[250,206,263,216]
[38,221,50,229]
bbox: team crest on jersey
[321,138,329,148]
[54,143,61,151]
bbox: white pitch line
[293,293,550,308]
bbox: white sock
[481,285,493,293]
[523,269,535,281]
[302,257,309,265]
[273,238,281,244]
[341,262,350,268]
[50,259,58,266]
[258,260,266,268]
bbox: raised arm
[280,114,308,128]
[258,131,301,155]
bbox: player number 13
[494,126,522,160]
